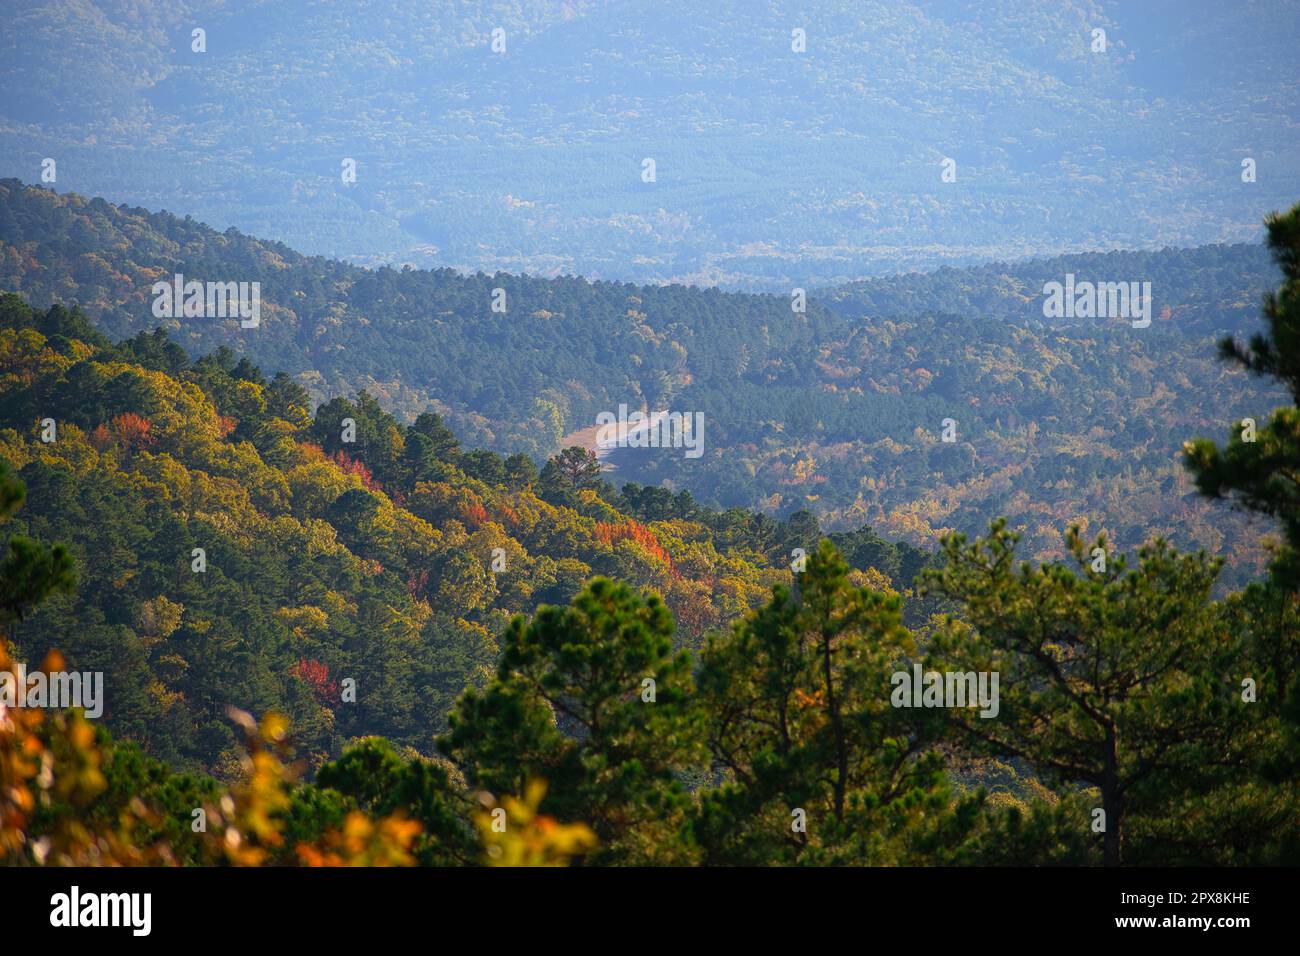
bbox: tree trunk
[1103,726,1123,866]
[821,628,848,822]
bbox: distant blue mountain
[1,0,1296,288]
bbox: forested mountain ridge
[0,178,847,456]
[826,245,1278,334]
[0,179,1286,586]
[0,292,939,778]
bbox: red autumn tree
[110,412,154,452]
[290,658,339,704]
[594,519,675,572]
[331,449,381,491]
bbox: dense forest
[2,200,1300,867]
[0,180,1286,588]
[0,292,938,776]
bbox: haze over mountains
[2,0,1296,288]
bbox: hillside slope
[0,179,1286,585]
[1,293,945,774]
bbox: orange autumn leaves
[88,412,154,454]
[594,519,674,572]
[1,642,592,867]
[474,780,597,867]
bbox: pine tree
[695,540,948,864]
[440,577,700,863]
[0,459,75,628]
[550,445,601,489]
[921,521,1245,866]
[1185,201,1300,587]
